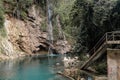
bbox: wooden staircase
[80,31,120,70]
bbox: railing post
[106,33,107,42]
[113,32,115,41]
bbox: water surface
[0,55,68,80]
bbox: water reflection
[0,55,68,80]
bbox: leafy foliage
[52,0,75,43]
[71,0,120,54]
[3,0,33,19]
[1,0,47,19]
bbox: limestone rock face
[0,5,71,58]
[55,40,71,54]
[3,5,48,55]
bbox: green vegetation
[0,0,6,37]
[71,0,120,54]
[53,0,75,33]
[0,0,119,75]
[0,0,4,28]
[95,62,107,75]
[91,54,107,75]
[68,0,120,74]
[51,0,120,54]
[51,0,75,43]
[51,0,120,74]
[2,0,46,20]
[3,0,33,19]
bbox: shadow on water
[0,55,69,80]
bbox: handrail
[88,31,120,55]
[88,33,106,55]
[81,31,120,69]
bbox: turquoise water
[0,55,68,80]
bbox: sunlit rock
[55,40,71,54]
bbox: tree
[70,0,120,55]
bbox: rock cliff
[0,5,49,59]
[0,4,71,60]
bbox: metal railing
[88,31,120,55]
[106,31,120,41]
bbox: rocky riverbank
[59,56,107,80]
